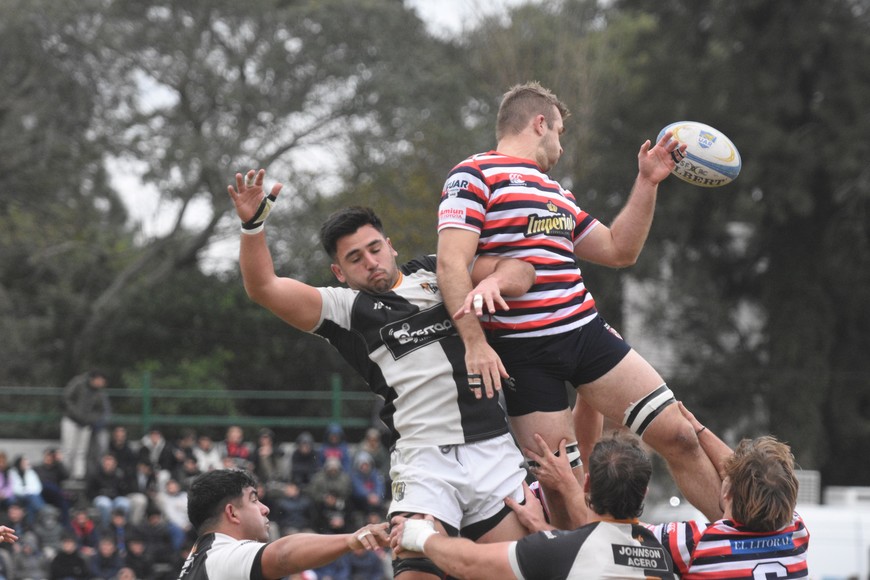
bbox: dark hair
[586,433,652,520]
[319,206,386,259]
[187,469,259,532]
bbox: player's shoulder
[400,254,437,276]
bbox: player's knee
[393,555,444,579]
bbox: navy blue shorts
[490,315,631,417]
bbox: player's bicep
[436,228,479,271]
[256,277,323,332]
[573,223,619,266]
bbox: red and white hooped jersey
[438,151,600,338]
[645,513,809,579]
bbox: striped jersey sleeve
[438,151,600,338]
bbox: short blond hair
[725,436,798,531]
[496,81,570,141]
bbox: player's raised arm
[228,169,323,332]
[574,131,686,268]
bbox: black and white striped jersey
[314,255,510,449]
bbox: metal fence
[0,372,376,438]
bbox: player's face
[236,486,271,542]
[331,225,400,294]
[538,106,564,172]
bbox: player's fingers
[270,182,283,198]
[493,295,509,312]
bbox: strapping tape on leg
[623,384,676,436]
[526,442,582,470]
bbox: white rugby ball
[657,121,741,187]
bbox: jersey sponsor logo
[509,173,526,185]
[731,532,794,554]
[525,211,575,239]
[612,544,670,572]
[439,207,466,222]
[381,306,454,359]
[373,300,390,310]
[445,178,469,197]
[420,282,438,294]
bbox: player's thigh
[475,509,530,544]
[509,409,575,453]
[580,349,665,421]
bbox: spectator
[122,533,153,580]
[48,533,89,580]
[0,453,12,511]
[192,435,222,473]
[175,457,202,492]
[61,369,111,480]
[309,458,352,507]
[138,428,177,480]
[68,507,99,558]
[318,424,351,473]
[268,481,314,534]
[253,428,285,483]
[290,432,320,487]
[155,478,191,551]
[126,460,157,525]
[98,508,135,558]
[346,545,389,580]
[348,452,384,523]
[0,502,28,552]
[8,455,45,527]
[171,429,198,469]
[313,551,350,580]
[117,567,138,580]
[33,504,65,559]
[87,536,124,580]
[11,531,49,580]
[219,425,253,470]
[107,426,139,481]
[356,428,390,488]
[33,448,71,526]
[86,453,132,528]
[139,504,178,573]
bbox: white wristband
[400,519,439,552]
[240,223,264,235]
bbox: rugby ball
[657,121,741,187]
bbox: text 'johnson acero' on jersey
[438,151,601,339]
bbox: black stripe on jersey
[440,329,510,443]
[315,318,399,445]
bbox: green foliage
[2,0,869,484]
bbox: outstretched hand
[638,130,687,185]
[348,522,390,551]
[228,169,284,224]
[453,276,510,321]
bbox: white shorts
[388,432,527,533]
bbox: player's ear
[225,502,238,523]
[386,238,398,257]
[331,263,346,283]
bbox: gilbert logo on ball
[657,121,741,187]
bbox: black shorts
[490,315,631,417]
